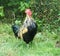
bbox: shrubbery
[0,0,60,32]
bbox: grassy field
[0,23,60,56]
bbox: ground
[0,23,60,56]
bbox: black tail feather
[12,24,19,37]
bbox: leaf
[0,6,4,17]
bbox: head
[25,9,32,17]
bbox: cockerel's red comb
[25,9,32,16]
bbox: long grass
[0,23,60,56]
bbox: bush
[0,0,60,32]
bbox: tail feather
[12,24,19,37]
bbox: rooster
[12,9,37,44]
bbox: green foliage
[0,6,4,17]
[0,0,60,32]
[0,23,60,56]
[18,2,30,12]
[29,0,60,32]
[15,20,21,26]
